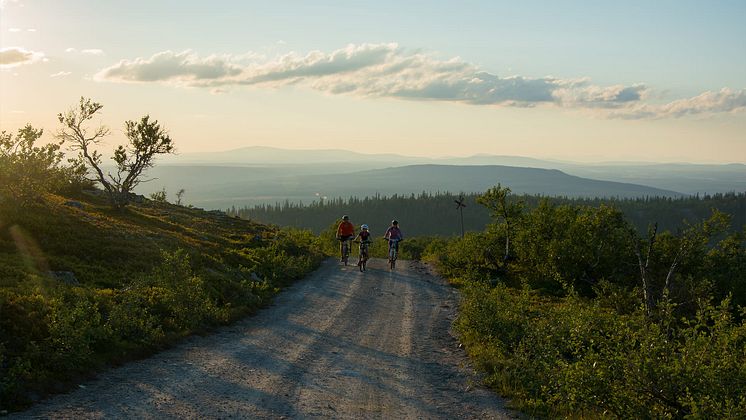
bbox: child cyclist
[355,224,372,267]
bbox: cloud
[0,0,20,9]
[7,27,35,33]
[50,71,72,78]
[95,43,746,119]
[0,47,44,68]
[97,50,242,84]
[610,88,746,119]
[65,47,104,56]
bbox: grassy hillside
[0,190,325,411]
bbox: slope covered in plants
[0,190,325,410]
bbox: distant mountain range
[160,146,746,195]
[138,162,684,209]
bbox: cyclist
[336,215,355,262]
[355,224,372,267]
[383,219,404,254]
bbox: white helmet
[361,224,369,230]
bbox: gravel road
[14,258,515,419]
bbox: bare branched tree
[631,211,729,318]
[56,97,175,209]
[631,223,657,318]
[176,188,186,206]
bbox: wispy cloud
[95,43,746,119]
[0,0,21,10]
[609,88,746,119]
[0,47,44,68]
[65,47,104,56]
[98,50,242,82]
[8,28,22,32]
[50,71,72,78]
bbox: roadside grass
[0,192,325,411]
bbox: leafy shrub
[434,184,746,418]
[0,225,324,411]
[457,285,746,418]
[149,188,168,203]
[0,125,88,205]
[432,232,506,284]
[511,201,635,295]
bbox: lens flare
[9,224,49,275]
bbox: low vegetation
[0,190,325,411]
[3,102,744,416]
[426,185,746,418]
[0,108,326,411]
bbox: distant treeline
[230,191,746,236]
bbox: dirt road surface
[14,258,515,419]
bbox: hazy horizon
[2,1,745,163]
[169,144,746,165]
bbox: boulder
[82,189,106,197]
[64,200,84,209]
[49,271,80,285]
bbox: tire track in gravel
[13,258,516,419]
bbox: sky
[1,0,745,163]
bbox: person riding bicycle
[383,220,403,252]
[355,224,372,244]
[336,215,355,261]
[355,224,372,267]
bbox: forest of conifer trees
[230,191,746,237]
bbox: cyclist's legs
[339,236,349,258]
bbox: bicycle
[386,238,401,270]
[355,240,371,272]
[338,237,351,266]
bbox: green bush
[435,185,746,418]
[0,125,89,205]
[0,225,324,411]
[457,285,746,418]
[432,232,505,284]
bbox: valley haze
[136,147,746,209]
